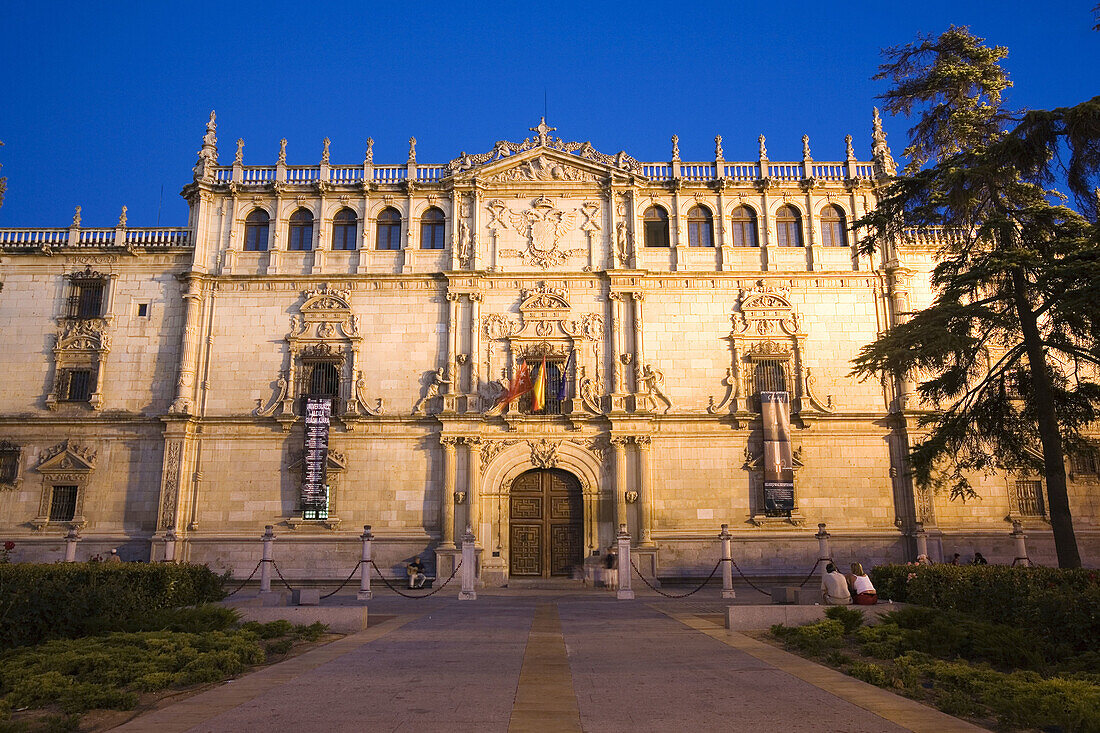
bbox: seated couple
[821,562,877,605]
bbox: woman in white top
[847,562,878,605]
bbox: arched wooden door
[509,469,583,577]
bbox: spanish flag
[531,355,547,412]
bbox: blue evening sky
[0,1,1096,227]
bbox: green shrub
[869,564,1100,652]
[294,622,327,641]
[847,661,889,686]
[824,605,864,634]
[111,605,239,634]
[265,639,294,656]
[0,713,81,733]
[240,620,294,639]
[0,564,227,649]
[772,619,845,656]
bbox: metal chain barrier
[629,558,725,599]
[368,558,462,599]
[798,557,830,588]
[727,557,774,596]
[223,560,263,597]
[319,560,364,600]
[270,560,296,592]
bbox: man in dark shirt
[407,557,426,588]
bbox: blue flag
[557,350,575,401]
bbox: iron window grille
[61,368,94,402]
[68,281,105,319]
[519,361,564,415]
[1012,480,1045,517]
[49,485,78,523]
[0,446,19,484]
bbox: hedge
[0,563,226,649]
[870,564,1100,650]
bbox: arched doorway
[509,468,583,577]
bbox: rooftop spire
[192,110,218,181]
[872,107,897,177]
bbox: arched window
[376,207,402,250]
[420,207,445,250]
[686,205,714,247]
[820,204,847,247]
[775,205,803,247]
[730,206,758,247]
[331,208,358,251]
[244,209,270,252]
[288,208,314,251]
[643,206,670,248]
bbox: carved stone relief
[496,198,587,269]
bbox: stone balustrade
[0,226,191,250]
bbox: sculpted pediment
[464,148,608,185]
[37,441,96,473]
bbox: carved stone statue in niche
[413,367,451,414]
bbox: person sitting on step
[821,562,852,605]
[846,562,878,605]
[406,556,426,589]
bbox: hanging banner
[760,391,794,515]
[303,397,331,513]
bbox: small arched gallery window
[820,204,848,247]
[686,205,714,247]
[288,208,314,251]
[244,209,270,252]
[643,206,670,248]
[420,207,445,250]
[730,205,758,247]
[376,207,402,250]
[331,208,358,251]
[775,205,803,247]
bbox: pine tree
[853,26,1100,568]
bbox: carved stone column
[170,278,204,414]
[633,292,646,380]
[635,436,654,545]
[440,436,458,547]
[611,436,629,530]
[610,292,626,410]
[469,293,482,397]
[466,437,482,538]
[444,292,460,413]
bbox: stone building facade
[0,113,1096,580]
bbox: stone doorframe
[479,439,604,576]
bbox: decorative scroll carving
[38,441,96,470]
[446,120,643,175]
[484,313,520,340]
[570,436,608,464]
[159,440,182,530]
[803,367,835,413]
[529,439,560,468]
[479,439,520,471]
[346,370,385,416]
[254,372,290,417]
[707,367,737,414]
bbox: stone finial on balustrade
[72,206,82,228]
[407,137,417,164]
[758,134,768,162]
[278,138,287,165]
[235,138,244,165]
[117,206,127,228]
[321,137,331,165]
[670,134,680,162]
[802,134,812,162]
[845,134,856,162]
[714,134,724,161]
[365,137,374,165]
[192,111,218,181]
[872,107,897,177]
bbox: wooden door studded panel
[509,469,583,578]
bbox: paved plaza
[114,588,986,733]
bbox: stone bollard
[815,523,832,566]
[913,521,928,560]
[1011,519,1030,566]
[63,527,81,562]
[719,524,736,599]
[163,528,178,563]
[357,525,373,601]
[616,524,634,600]
[459,525,477,600]
[259,525,275,594]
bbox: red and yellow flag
[497,359,533,410]
[531,356,547,412]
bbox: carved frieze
[529,439,560,468]
[479,439,519,471]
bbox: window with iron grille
[49,485,78,522]
[307,362,340,398]
[61,369,94,402]
[520,361,564,415]
[69,281,104,319]
[1072,451,1099,476]
[753,359,788,394]
[1013,480,1045,516]
[302,486,329,520]
[0,446,18,484]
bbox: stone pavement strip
[111,595,989,732]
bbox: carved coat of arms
[499,197,586,269]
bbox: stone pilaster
[636,436,654,545]
[440,436,458,547]
[611,436,629,530]
[170,277,204,414]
